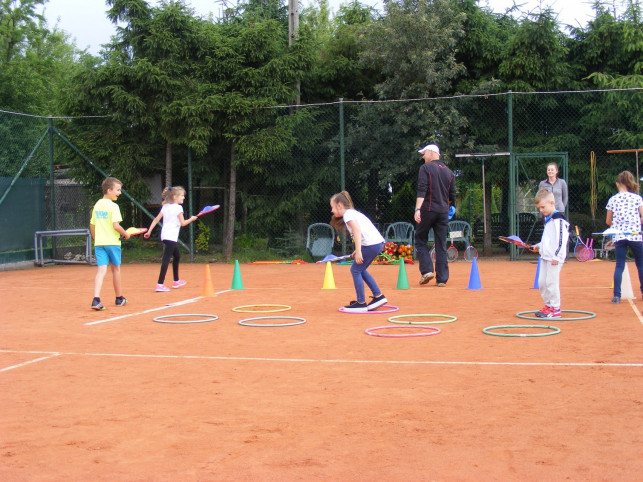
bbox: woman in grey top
[538,162,568,213]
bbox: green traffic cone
[396,259,410,290]
[231,259,244,290]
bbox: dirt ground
[1,258,642,481]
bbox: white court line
[84,292,230,326]
[0,350,640,368]
[0,353,61,373]
[627,298,643,326]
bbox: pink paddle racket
[498,235,533,250]
[197,205,220,217]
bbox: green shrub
[195,220,211,253]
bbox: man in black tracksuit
[414,144,456,286]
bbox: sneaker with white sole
[172,280,187,289]
[535,306,552,317]
[115,296,127,306]
[367,294,387,311]
[91,298,105,311]
[156,284,170,292]
[343,301,368,312]
[420,272,435,285]
[544,308,561,318]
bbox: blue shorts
[95,246,122,267]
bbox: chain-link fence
[1,88,641,265]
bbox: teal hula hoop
[483,324,561,337]
[388,314,457,325]
[515,310,596,321]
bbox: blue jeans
[350,242,384,303]
[613,239,643,298]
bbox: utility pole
[288,0,300,105]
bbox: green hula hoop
[238,316,306,327]
[388,314,457,325]
[483,325,561,337]
[153,314,219,324]
[515,310,596,321]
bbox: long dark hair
[330,191,355,231]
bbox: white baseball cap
[418,144,440,155]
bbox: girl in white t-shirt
[330,191,387,312]
[144,186,198,292]
[605,171,643,303]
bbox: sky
[38,0,604,56]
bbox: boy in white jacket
[531,188,570,318]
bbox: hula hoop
[483,324,560,337]
[238,316,306,327]
[388,313,457,325]
[153,313,219,324]
[338,304,400,314]
[232,304,292,313]
[365,325,441,338]
[515,310,596,321]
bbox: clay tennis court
[1,258,642,480]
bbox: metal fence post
[507,91,517,261]
[48,118,55,231]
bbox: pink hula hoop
[364,325,441,337]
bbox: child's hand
[123,232,131,240]
[353,250,363,264]
[529,245,539,252]
[143,232,150,239]
[191,215,198,222]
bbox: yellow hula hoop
[232,304,292,313]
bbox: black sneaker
[611,297,621,304]
[115,296,127,306]
[91,298,105,311]
[343,301,368,312]
[367,294,387,311]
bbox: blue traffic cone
[466,257,483,290]
[532,258,540,289]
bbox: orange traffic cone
[202,264,215,297]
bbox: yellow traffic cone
[322,261,336,289]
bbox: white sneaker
[156,284,170,292]
[420,272,435,285]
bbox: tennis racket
[594,228,643,236]
[447,238,458,262]
[428,244,458,262]
[586,237,595,260]
[573,226,593,262]
[316,253,353,264]
[197,204,220,217]
[125,227,148,236]
[464,244,478,261]
[498,235,533,250]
